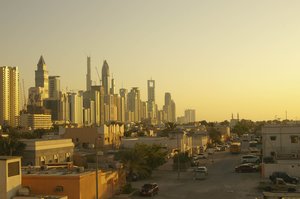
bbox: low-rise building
[20,139,74,166]
[0,156,22,199]
[22,167,125,199]
[261,125,300,178]
[60,123,124,150]
[191,131,209,154]
[20,114,52,130]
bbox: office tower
[119,88,128,122]
[0,66,19,127]
[110,77,115,95]
[101,60,110,95]
[48,76,60,100]
[86,56,92,91]
[185,109,196,123]
[164,92,172,106]
[28,87,44,106]
[35,56,49,99]
[147,79,156,119]
[140,101,148,120]
[171,100,176,122]
[68,92,83,126]
[59,92,70,122]
[91,86,101,125]
[127,87,141,122]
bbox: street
[131,151,262,199]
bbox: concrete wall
[262,162,300,178]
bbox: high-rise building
[147,79,156,119]
[119,88,128,122]
[127,87,141,122]
[101,60,110,95]
[163,92,176,122]
[185,109,196,123]
[0,66,19,127]
[35,56,49,99]
[86,56,92,91]
[110,77,115,95]
[48,76,60,100]
[68,92,83,126]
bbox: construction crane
[95,67,101,85]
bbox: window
[270,136,277,141]
[55,186,64,192]
[8,161,20,177]
[291,136,298,143]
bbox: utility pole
[177,132,180,179]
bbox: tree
[116,143,167,180]
[208,128,221,144]
[0,130,26,156]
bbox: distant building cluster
[0,55,199,129]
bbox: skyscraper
[48,76,60,100]
[0,66,19,127]
[128,87,141,122]
[163,92,176,122]
[86,56,92,91]
[101,60,110,95]
[35,56,49,99]
[147,79,156,119]
[185,109,196,123]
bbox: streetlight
[95,137,103,199]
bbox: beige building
[60,123,124,150]
[20,139,74,166]
[20,113,52,130]
[0,156,22,199]
[0,66,19,127]
[191,132,209,154]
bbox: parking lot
[131,151,262,199]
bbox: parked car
[206,148,215,155]
[140,183,159,196]
[240,155,260,163]
[194,170,207,180]
[197,153,208,159]
[194,166,208,175]
[269,172,299,184]
[235,163,259,173]
[259,178,297,192]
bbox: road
[131,151,262,199]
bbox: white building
[0,66,19,127]
[262,125,300,178]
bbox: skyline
[2,1,300,121]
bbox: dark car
[235,163,258,173]
[140,183,159,196]
[269,172,299,184]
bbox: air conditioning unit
[18,187,30,196]
[292,153,298,159]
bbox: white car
[195,166,208,175]
[240,155,260,164]
[197,153,208,159]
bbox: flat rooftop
[0,156,21,160]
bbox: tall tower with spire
[35,55,49,98]
[86,56,92,91]
[101,60,110,95]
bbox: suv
[269,172,299,184]
[240,155,260,163]
[140,183,159,196]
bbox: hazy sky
[1,0,300,121]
